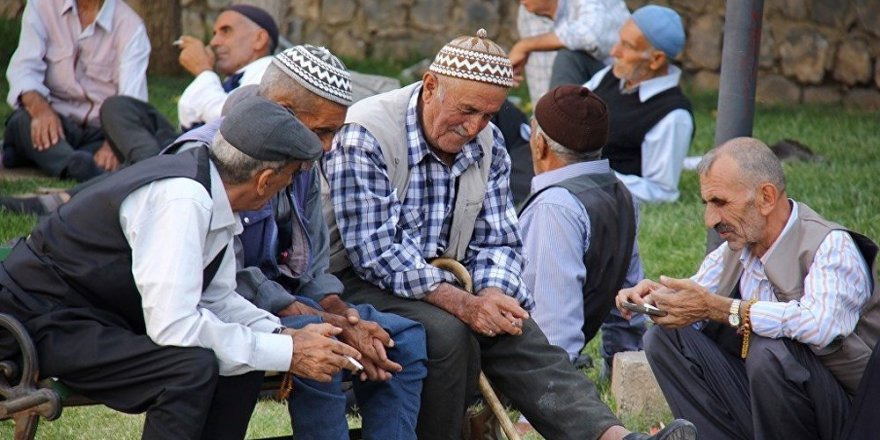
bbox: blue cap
[631,5,685,59]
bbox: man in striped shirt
[617,137,880,440]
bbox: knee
[6,108,32,136]
[423,316,477,367]
[743,336,784,379]
[642,325,675,360]
[173,347,220,388]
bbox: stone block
[684,14,723,70]
[766,0,809,20]
[610,351,671,420]
[779,26,830,84]
[181,10,207,41]
[833,40,872,86]
[875,61,880,89]
[411,0,453,32]
[450,1,501,39]
[844,88,880,111]
[321,0,357,26]
[691,70,720,91]
[291,0,320,21]
[207,0,232,10]
[759,27,776,69]
[330,28,367,60]
[803,86,842,105]
[756,74,802,105]
[812,0,855,29]
[363,0,409,32]
[856,0,880,37]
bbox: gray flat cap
[219,95,322,162]
[222,84,259,116]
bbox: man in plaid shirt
[324,31,696,440]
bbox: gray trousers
[3,108,104,177]
[337,268,620,440]
[645,325,851,440]
[100,96,179,164]
[549,48,606,89]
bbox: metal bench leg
[13,413,40,440]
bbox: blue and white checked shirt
[692,202,873,349]
[324,85,532,308]
[520,160,644,360]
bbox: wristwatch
[728,299,742,327]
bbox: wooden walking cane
[430,258,522,440]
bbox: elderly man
[175,45,427,440]
[617,137,880,439]
[511,0,629,91]
[3,0,150,181]
[520,85,647,378]
[590,4,694,203]
[324,30,696,440]
[0,96,362,439]
[100,4,278,163]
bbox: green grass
[2,35,879,437]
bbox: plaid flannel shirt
[324,85,532,308]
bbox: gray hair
[697,137,786,193]
[534,119,602,164]
[209,131,288,184]
[258,62,322,108]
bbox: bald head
[697,137,786,194]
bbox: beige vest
[37,0,144,126]
[325,82,495,273]
[715,202,880,395]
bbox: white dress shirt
[177,56,272,129]
[554,0,630,61]
[585,65,694,203]
[119,163,293,376]
[6,0,150,109]
[692,201,872,349]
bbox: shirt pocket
[44,45,76,97]
[84,62,117,84]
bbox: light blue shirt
[692,201,873,349]
[553,0,630,61]
[520,160,644,360]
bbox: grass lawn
[1,31,878,438]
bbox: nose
[320,134,334,153]
[704,205,720,229]
[209,34,221,48]
[610,42,622,58]
[464,114,486,137]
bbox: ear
[532,133,549,162]
[253,29,270,55]
[422,72,439,103]
[254,168,275,196]
[648,51,668,71]
[756,182,779,215]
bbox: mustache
[714,223,735,234]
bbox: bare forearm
[423,282,473,320]
[521,32,565,53]
[19,90,50,115]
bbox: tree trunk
[129,0,182,76]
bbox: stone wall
[3,0,878,107]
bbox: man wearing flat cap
[99,4,278,164]
[324,31,696,440]
[520,84,646,383]
[0,96,362,440]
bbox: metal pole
[714,0,765,146]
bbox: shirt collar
[739,198,798,265]
[618,65,682,102]
[405,83,484,174]
[63,0,116,32]
[208,161,242,235]
[530,159,612,193]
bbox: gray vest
[326,82,495,272]
[715,202,880,395]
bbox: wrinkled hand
[177,35,214,76]
[25,94,64,151]
[616,279,663,320]
[461,287,529,337]
[324,312,400,382]
[285,323,362,382]
[93,141,120,171]
[649,276,718,328]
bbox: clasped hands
[459,286,529,338]
[616,276,716,328]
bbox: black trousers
[549,48,607,89]
[645,325,850,440]
[17,302,263,440]
[100,96,179,164]
[337,268,620,440]
[841,340,880,440]
[3,108,104,176]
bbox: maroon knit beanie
[534,85,609,153]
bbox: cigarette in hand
[172,38,183,47]
[345,355,364,372]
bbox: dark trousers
[549,48,606,89]
[337,269,620,440]
[3,108,104,176]
[22,304,263,440]
[100,96,179,164]
[842,340,880,440]
[645,325,851,440]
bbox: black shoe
[0,192,67,215]
[624,419,697,440]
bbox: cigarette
[346,355,364,372]
[172,39,183,47]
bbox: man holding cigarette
[99,4,278,164]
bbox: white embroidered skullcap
[272,44,353,106]
[429,29,514,88]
